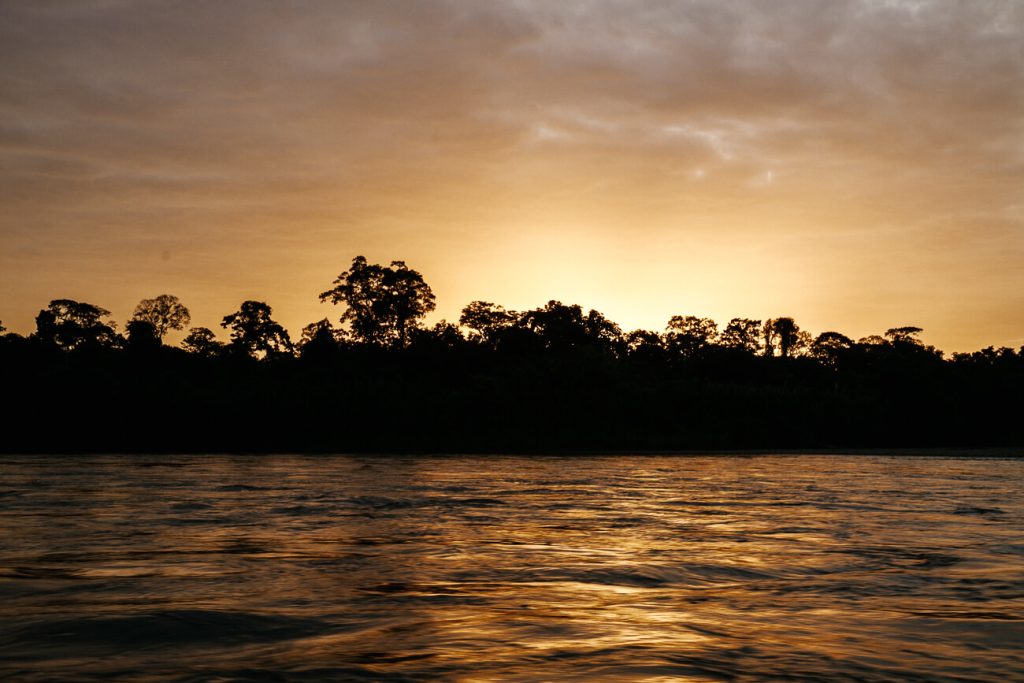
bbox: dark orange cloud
[1,0,1021,351]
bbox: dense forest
[2,256,1022,453]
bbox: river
[1,454,1021,681]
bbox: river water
[0,454,1021,681]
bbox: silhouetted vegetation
[319,256,435,348]
[131,294,191,341]
[221,300,293,359]
[33,299,119,351]
[3,257,1023,453]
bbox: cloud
[0,0,1021,351]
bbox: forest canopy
[2,256,1021,453]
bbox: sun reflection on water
[0,454,1022,681]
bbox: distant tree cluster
[2,256,1022,452]
[8,256,1016,365]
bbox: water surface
[1,454,1022,681]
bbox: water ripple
[0,454,1021,681]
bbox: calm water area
[0,454,1022,681]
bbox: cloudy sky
[1,0,1021,351]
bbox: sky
[1,0,1022,352]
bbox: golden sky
[1,1,1022,352]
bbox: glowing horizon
[1,1,1022,352]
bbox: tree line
[5,255,1016,363]
[2,256,1022,453]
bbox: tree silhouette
[719,318,762,353]
[410,320,465,350]
[298,319,339,358]
[521,300,622,355]
[4,269,1024,454]
[459,301,517,345]
[666,315,718,357]
[131,295,191,341]
[858,334,887,346]
[882,326,943,360]
[320,256,436,348]
[585,309,623,353]
[952,345,1017,366]
[625,329,665,362]
[221,301,293,359]
[885,326,924,345]
[811,331,853,365]
[763,317,804,358]
[125,319,161,352]
[181,327,222,356]
[34,299,119,351]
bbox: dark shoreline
[6,326,1022,455]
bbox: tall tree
[763,317,804,358]
[131,295,191,341]
[34,299,119,351]
[883,326,942,360]
[319,256,436,348]
[221,301,293,359]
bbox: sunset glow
[1,1,1022,351]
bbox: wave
[1,610,331,655]
[545,562,780,588]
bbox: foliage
[885,326,924,345]
[666,315,718,357]
[125,319,161,352]
[298,319,340,359]
[719,318,762,353]
[811,331,853,364]
[299,319,337,346]
[131,295,191,340]
[181,327,222,356]
[5,256,1023,452]
[320,256,436,348]
[410,320,465,350]
[859,335,887,346]
[220,301,293,359]
[520,300,622,355]
[459,301,517,344]
[34,299,120,351]
[763,317,806,358]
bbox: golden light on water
[3,454,1022,679]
